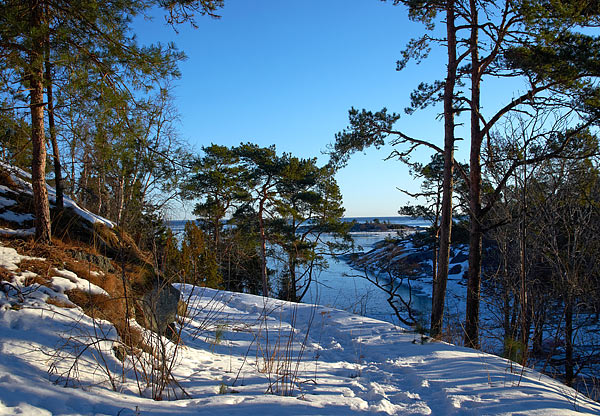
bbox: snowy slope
[1,243,599,415]
[0,162,114,237]
[0,164,597,415]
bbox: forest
[1,0,600,400]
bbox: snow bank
[50,268,108,296]
[0,256,599,416]
[0,161,115,229]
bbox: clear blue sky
[133,1,466,218]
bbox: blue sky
[134,1,466,218]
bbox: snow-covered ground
[1,245,600,415]
[0,162,114,236]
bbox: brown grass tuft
[22,274,51,287]
[1,229,155,355]
[19,259,52,278]
[46,297,76,308]
[0,266,13,282]
[65,289,148,352]
[0,168,17,189]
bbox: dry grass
[19,259,52,278]
[0,266,13,282]
[0,219,162,358]
[0,168,17,189]
[1,235,153,352]
[66,288,148,352]
[46,297,76,308]
[63,259,121,296]
[22,273,51,288]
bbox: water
[169,216,431,234]
[168,216,432,326]
[302,231,431,326]
[342,216,431,228]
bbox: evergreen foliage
[0,0,222,243]
[183,143,351,301]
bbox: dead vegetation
[0,168,17,189]
[0,213,163,352]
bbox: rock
[67,249,116,273]
[177,300,188,318]
[450,252,468,264]
[139,281,181,334]
[448,264,462,275]
[113,343,128,362]
[403,250,433,264]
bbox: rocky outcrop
[139,280,181,335]
[66,249,116,274]
[448,264,462,275]
[0,164,181,339]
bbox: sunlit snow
[0,243,599,415]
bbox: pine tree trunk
[81,149,90,204]
[70,138,76,197]
[214,215,221,265]
[502,251,511,342]
[287,255,298,303]
[519,153,529,363]
[430,0,457,338]
[258,188,269,297]
[97,174,103,214]
[465,0,483,349]
[116,175,125,223]
[44,7,63,210]
[29,0,52,243]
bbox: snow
[56,193,116,228]
[0,241,599,415]
[0,162,115,229]
[50,268,109,296]
[0,246,43,271]
[0,227,35,238]
[0,196,15,209]
[0,211,34,223]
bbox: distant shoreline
[169,216,431,230]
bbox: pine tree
[183,144,250,259]
[462,0,600,348]
[274,158,351,302]
[0,0,222,243]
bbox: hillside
[0,166,599,415]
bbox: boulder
[403,250,433,264]
[139,281,181,334]
[450,251,468,264]
[448,264,462,275]
[67,249,116,273]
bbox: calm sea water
[168,216,431,326]
[342,216,431,228]
[170,216,430,234]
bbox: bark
[81,149,90,204]
[214,216,220,252]
[97,174,103,214]
[519,155,529,363]
[288,255,297,303]
[430,0,457,339]
[116,175,124,223]
[465,0,483,349]
[501,252,512,349]
[70,136,76,197]
[29,0,52,243]
[44,7,63,210]
[258,185,269,297]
